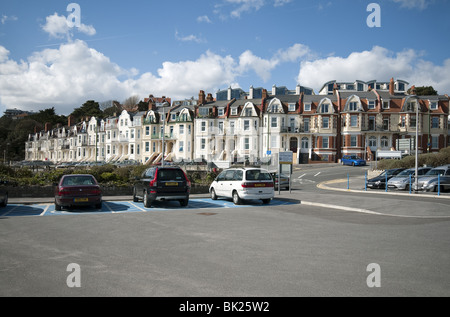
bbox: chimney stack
[262,89,268,100]
[410,85,416,95]
[198,90,206,105]
[206,93,214,102]
[389,77,395,95]
[68,115,75,127]
[45,122,51,132]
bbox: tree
[28,108,66,126]
[70,100,103,121]
[408,86,438,96]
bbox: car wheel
[95,202,102,209]
[352,162,355,166]
[210,188,217,200]
[262,199,271,204]
[179,198,189,207]
[232,191,242,205]
[143,191,152,208]
[55,201,62,211]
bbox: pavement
[9,178,450,219]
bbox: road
[1,164,450,298]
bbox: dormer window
[349,102,359,111]
[430,101,438,110]
[320,103,329,113]
[304,103,311,111]
[288,103,296,112]
[368,100,376,110]
[231,108,237,116]
[270,104,278,113]
[406,102,416,112]
[218,108,224,116]
[199,108,209,116]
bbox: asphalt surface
[1,164,450,297]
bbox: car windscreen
[158,169,185,181]
[425,169,445,176]
[245,170,272,181]
[397,169,415,176]
[62,176,96,186]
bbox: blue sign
[267,151,271,155]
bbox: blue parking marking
[0,199,295,218]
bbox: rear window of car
[426,169,445,176]
[157,169,185,181]
[62,176,96,186]
[245,170,272,181]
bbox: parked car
[133,166,191,207]
[413,165,450,192]
[54,174,102,211]
[0,180,8,207]
[387,167,432,190]
[271,173,290,190]
[209,168,274,205]
[367,168,406,189]
[342,155,366,166]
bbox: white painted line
[2,206,19,217]
[103,202,116,213]
[39,204,50,216]
[314,172,321,177]
[129,201,146,212]
[301,200,450,219]
[298,174,307,179]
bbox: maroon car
[54,174,102,211]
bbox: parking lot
[0,198,296,218]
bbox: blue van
[341,155,366,166]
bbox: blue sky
[1,0,449,115]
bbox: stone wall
[6,183,210,198]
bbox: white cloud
[1,15,18,24]
[274,0,292,7]
[0,40,127,114]
[197,15,212,23]
[239,44,311,81]
[42,13,96,41]
[392,0,431,10]
[218,0,293,18]
[0,41,241,114]
[0,40,311,114]
[297,46,450,94]
[175,30,206,43]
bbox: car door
[213,171,227,196]
[221,170,237,198]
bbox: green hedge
[376,147,450,170]
[0,164,220,187]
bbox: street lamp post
[414,102,419,193]
[159,102,170,167]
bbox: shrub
[100,172,118,183]
[375,146,450,170]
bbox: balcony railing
[151,133,175,140]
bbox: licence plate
[165,182,178,186]
[254,184,266,187]
[74,198,89,202]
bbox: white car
[209,168,274,205]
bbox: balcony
[280,126,300,133]
[151,133,175,140]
